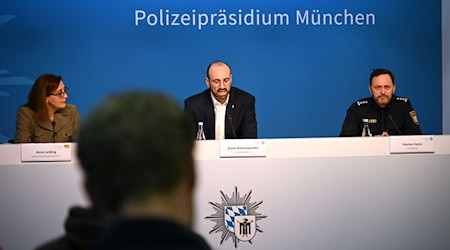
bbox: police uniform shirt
[339,95,422,136]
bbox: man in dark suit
[184,61,257,139]
[340,68,422,136]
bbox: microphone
[227,115,237,139]
[387,114,401,135]
[52,121,56,143]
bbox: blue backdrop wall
[0,0,442,142]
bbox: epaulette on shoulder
[356,100,369,106]
[395,96,409,103]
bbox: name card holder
[219,139,267,158]
[389,135,435,154]
[21,143,72,162]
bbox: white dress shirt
[211,92,229,140]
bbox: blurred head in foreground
[77,91,196,227]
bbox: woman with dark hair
[15,73,80,143]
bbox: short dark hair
[206,61,231,79]
[77,91,194,213]
[370,68,395,85]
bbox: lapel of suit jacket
[225,87,236,139]
[203,90,216,139]
[53,108,70,132]
[38,107,71,133]
[38,118,54,132]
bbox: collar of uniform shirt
[210,92,229,107]
[210,92,229,140]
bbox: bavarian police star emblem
[205,187,267,248]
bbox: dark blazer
[15,104,80,143]
[184,87,257,139]
[91,219,211,250]
[34,206,101,250]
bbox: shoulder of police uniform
[393,96,410,103]
[354,97,371,107]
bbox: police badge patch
[409,111,419,125]
[205,187,267,248]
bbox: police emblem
[409,111,419,125]
[205,187,267,248]
[234,215,256,241]
[224,205,247,232]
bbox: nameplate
[21,143,72,162]
[389,135,435,154]
[219,139,267,158]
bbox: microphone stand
[52,121,56,143]
[227,115,237,139]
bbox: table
[1,136,450,250]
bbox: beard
[375,95,391,107]
[211,87,229,96]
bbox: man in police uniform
[340,68,422,136]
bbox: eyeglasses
[49,87,68,98]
